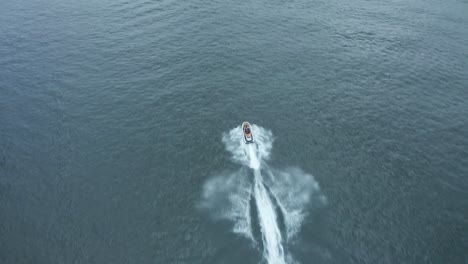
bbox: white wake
[201,124,326,264]
[253,168,285,264]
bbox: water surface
[1,0,467,263]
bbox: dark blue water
[1,0,467,263]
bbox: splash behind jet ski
[242,121,254,144]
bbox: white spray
[201,124,326,264]
[247,141,286,264]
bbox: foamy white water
[201,124,326,264]
[253,169,285,264]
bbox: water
[1,0,468,263]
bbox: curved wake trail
[200,124,326,264]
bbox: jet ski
[242,121,254,143]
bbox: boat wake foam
[200,125,326,264]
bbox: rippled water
[1,0,467,263]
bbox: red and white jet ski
[242,121,254,144]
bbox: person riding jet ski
[242,121,254,143]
